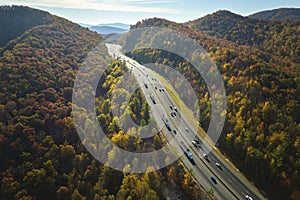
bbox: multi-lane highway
[106,43,266,200]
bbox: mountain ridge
[248,8,300,21]
[88,25,128,34]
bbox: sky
[2,0,300,25]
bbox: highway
[106,43,266,200]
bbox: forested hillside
[0,6,211,200]
[127,17,300,200]
[249,8,300,21]
[186,10,300,73]
[0,5,52,47]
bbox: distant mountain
[88,25,128,34]
[185,10,299,67]
[185,10,264,46]
[249,8,300,21]
[78,23,92,27]
[96,23,130,30]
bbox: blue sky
[2,0,300,25]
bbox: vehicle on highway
[170,105,173,110]
[174,106,178,112]
[161,88,164,92]
[150,94,156,104]
[180,142,196,165]
[154,86,157,90]
[165,119,171,131]
[187,151,193,160]
[210,176,217,184]
[194,138,200,145]
[185,127,189,132]
[173,130,177,134]
[170,111,176,117]
[143,81,148,88]
[216,163,222,170]
[203,153,210,162]
[192,140,198,147]
[245,195,253,200]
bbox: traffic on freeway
[106,43,266,200]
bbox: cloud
[2,0,179,13]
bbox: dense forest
[186,10,300,73]
[0,5,299,200]
[127,15,300,200]
[248,8,300,21]
[0,6,212,200]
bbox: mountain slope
[0,6,208,200]
[185,10,300,72]
[249,8,300,21]
[0,5,51,47]
[126,17,300,200]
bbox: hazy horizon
[1,0,299,25]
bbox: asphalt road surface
[106,43,267,200]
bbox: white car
[245,195,253,200]
[215,162,222,170]
[192,140,198,147]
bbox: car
[192,140,198,147]
[203,153,210,162]
[143,81,148,88]
[194,138,200,144]
[173,130,177,134]
[215,163,222,170]
[184,127,189,132]
[170,112,174,117]
[245,195,253,200]
[159,88,162,92]
[161,88,164,92]
[210,176,217,184]
[174,107,178,112]
[155,86,157,90]
[170,105,173,110]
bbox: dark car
[173,130,177,134]
[210,176,217,184]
